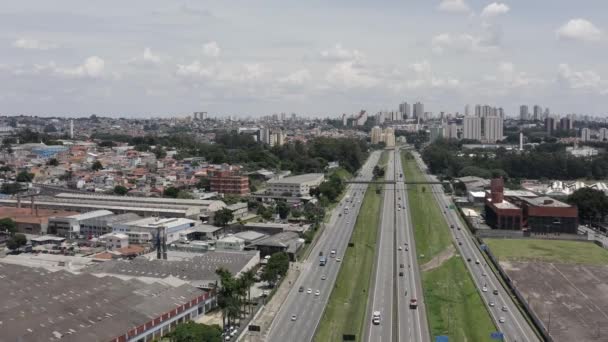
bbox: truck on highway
[319,256,327,266]
[409,298,418,309]
[372,311,381,325]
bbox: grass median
[402,151,496,341]
[314,177,382,341]
[402,152,451,264]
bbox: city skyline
[1,0,608,117]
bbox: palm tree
[216,268,236,330]
[240,270,257,314]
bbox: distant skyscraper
[520,105,529,121]
[544,108,550,120]
[599,128,608,142]
[581,128,591,142]
[560,117,573,131]
[475,105,481,117]
[483,116,504,143]
[533,105,542,121]
[463,116,482,141]
[545,117,556,136]
[413,102,424,120]
[371,126,383,144]
[399,102,410,119]
[429,126,443,142]
[376,112,385,124]
[280,113,287,121]
[442,123,458,139]
[70,120,74,139]
[342,113,347,126]
[465,104,470,116]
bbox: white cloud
[176,61,267,83]
[431,32,499,54]
[325,61,377,88]
[557,63,608,94]
[320,44,364,62]
[279,69,312,86]
[437,0,470,13]
[481,3,510,18]
[56,56,106,78]
[402,60,460,89]
[203,41,221,57]
[13,38,57,50]
[497,62,543,88]
[142,48,161,63]
[556,19,602,42]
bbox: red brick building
[484,178,578,234]
[209,170,250,195]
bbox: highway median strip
[402,151,496,341]
[314,162,384,342]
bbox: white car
[315,290,320,296]
[321,274,327,280]
[291,314,297,321]
[482,286,488,292]
[489,301,495,307]
[498,317,506,323]
[398,246,402,251]
[501,306,508,312]
[336,257,341,262]
[482,272,487,277]
[307,288,312,294]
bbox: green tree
[177,190,195,199]
[91,160,103,171]
[47,158,59,166]
[1,183,24,195]
[16,171,34,182]
[214,208,234,227]
[239,269,256,314]
[568,188,608,222]
[113,185,128,196]
[257,205,274,221]
[262,252,290,286]
[163,186,180,198]
[291,209,302,218]
[0,218,17,235]
[215,268,242,329]
[197,177,211,191]
[168,322,222,342]
[276,201,290,220]
[6,233,27,250]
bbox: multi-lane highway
[411,151,540,342]
[395,149,429,342]
[364,148,430,342]
[265,151,381,342]
[365,150,396,342]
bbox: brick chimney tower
[490,178,504,203]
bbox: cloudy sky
[1,0,607,118]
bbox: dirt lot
[501,261,608,341]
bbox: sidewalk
[239,262,302,342]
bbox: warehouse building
[266,173,324,197]
[47,210,114,238]
[0,263,213,342]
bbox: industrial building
[0,193,226,222]
[484,178,579,234]
[47,210,114,238]
[79,212,141,237]
[85,250,259,289]
[0,207,79,235]
[266,173,324,197]
[0,263,214,342]
[113,217,198,245]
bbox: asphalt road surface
[411,151,540,342]
[265,151,381,342]
[364,148,430,342]
[395,149,430,342]
[365,150,396,342]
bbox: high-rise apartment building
[581,128,591,142]
[520,105,529,121]
[483,116,504,143]
[463,116,482,141]
[533,105,542,121]
[545,117,556,136]
[599,128,608,142]
[413,102,424,120]
[465,104,471,116]
[371,126,383,144]
[399,102,410,119]
[560,117,573,131]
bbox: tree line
[422,138,608,180]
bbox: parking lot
[501,261,608,341]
